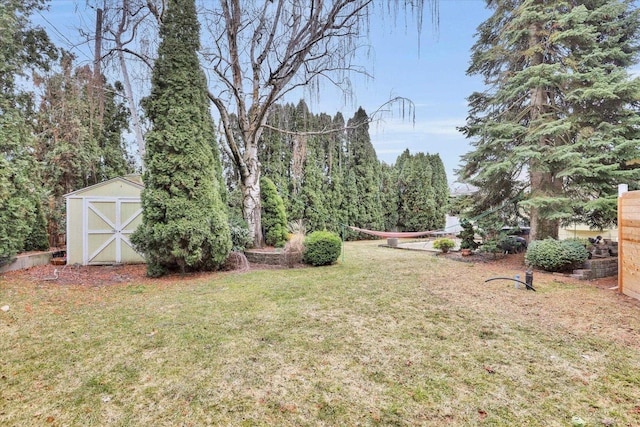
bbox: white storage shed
[64,175,145,265]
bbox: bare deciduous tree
[202,0,435,246]
[84,0,164,161]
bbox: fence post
[618,184,628,294]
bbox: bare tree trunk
[117,46,146,160]
[528,19,559,241]
[529,167,560,241]
[241,142,263,247]
[114,0,146,161]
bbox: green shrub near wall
[525,238,589,272]
[303,231,342,266]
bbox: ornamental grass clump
[525,238,589,272]
[302,231,342,266]
[283,220,306,267]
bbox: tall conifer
[131,0,231,276]
[346,108,384,237]
[460,0,640,239]
[1,0,56,263]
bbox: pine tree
[96,80,136,181]
[396,151,449,232]
[131,0,231,277]
[459,0,640,239]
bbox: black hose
[484,277,536,291]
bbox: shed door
[84,197,143,265]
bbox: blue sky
[36,1,493,182]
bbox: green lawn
[1,241,639,426]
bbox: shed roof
[63,174,144,198]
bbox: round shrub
[525,238,589,272]
[303,231,342,266]
[432,238,456,252]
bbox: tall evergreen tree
[429,153,449,230]
[300,138,330,232]
[379,162,400,231]
[345,108,384,238]
[459,0,640,239]
[131,0,231,277]
[397,151,433,231]
[325,112,348,234]
[0,0,57,264]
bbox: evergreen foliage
[397,150,449,232]
[346,108,384,238]
[432,238,456,253]
[33,54,135,246]
[260,176,289,248]
[303,231,342,266]
[459,0,640,239]
[379,162,400,232]
[525,238,589,272]
[228,216,252,252]
[457,219,479,250]
[257,103,450,238]
[131,0,231,276]
[0,0,57,263]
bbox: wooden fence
[618,190,640,300]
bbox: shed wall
[66,197,84,265]
[65,177,144,265]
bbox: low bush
[433,238,456,252]
[525,238,589,272]
[457,220,479,250]
[479,238,503,258]
[303,231,342,266]
[228,216,252,251]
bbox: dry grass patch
[1,240,640,426]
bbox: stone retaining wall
[571,257,618,280]
[0,251,54,273]
[244,250,285,266]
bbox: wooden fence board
[620,205,640,214]
[620,231,640,243]
[619,190,640,300]
[618,221,640,228]
[621,191,640,199]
